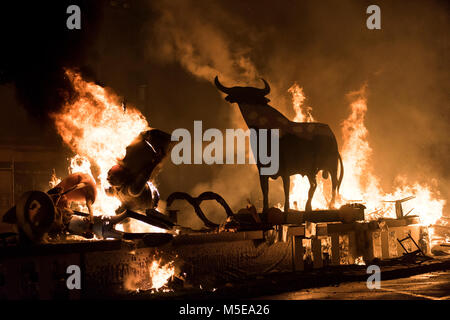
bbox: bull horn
[214,76,232,94]
[260,78,270,95]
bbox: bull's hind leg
[306,174,317,212]
[259,174,269,213]
[282,175,290,213]
[328,158,340,209]
[329,172,338,209]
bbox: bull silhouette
[215,76,343,213]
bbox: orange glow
[288,83,328,210]
[123,257,176,293]
[51,69,149,218]
[49,169,61,188]
[286,83,445,227]
[288,83,314,123]
[149,259,175,291]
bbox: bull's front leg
[306,175,317,212]
[282,175,290,213]
[259,174,269,213]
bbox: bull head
[214,76,271,104]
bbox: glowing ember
[49,169,61,188]
[286,83,445,227]
[355,256,366,266]
[123,257,177,293]
[149,259,175,291]
[51,70,149,217]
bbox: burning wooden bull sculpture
[215,76,343,213]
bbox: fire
[51,69,149,217]
[123,257,176,293]
[288,84,314,123]
[287,83,445,227]
[339,86,384,210]
[49,169,61,188]
[355,256,366,265]
[149,259,175,291]
[288,83,328,210]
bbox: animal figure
[48,172,97,223]
[215,76,343,213]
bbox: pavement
[260,270,450,300]
[120,256,450,300]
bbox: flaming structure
[51,70,149,217]
[287,83,445,233]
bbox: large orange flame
[149,259,176,291]
[287,83,445,228]
[339,86,384,210]
[51,70,149,217]
[51,71,175,289]
[288,83,328,210]
[124,257,176,293]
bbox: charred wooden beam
[285,208,365,224]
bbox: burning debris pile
[51,69,150,219]
[0,70,178,244]
[286,84,446,239]
[124,255,177,293]
[0,71,447,245]
[0,70,448,299]
[44,70,179,239]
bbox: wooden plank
[331,233,340,265]
[0,239,123,258]
[363,230,375,262]
[371,231,382,258]
[381,231,390,259]
[282,225,290,242]
[4,258,20,299]
[292,236,304,271]
[305,221,316,238]
[287,225,305,237]
[327,222,368,234]
[395,228,405,256]
[285,209,364,224]
[410,225,420,245]
[316,224,328,237]
[385,217,421,228]
[173,230,264,245]
[312,238,323,268]
[388,230,398,258]
[348,232,358,264]
[419,226,431,255]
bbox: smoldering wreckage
[0,75,449,300]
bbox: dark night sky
[0,0,448,222]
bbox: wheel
[16,191,56,242]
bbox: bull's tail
[337,152,344,193]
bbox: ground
[122,256,450,300]
[259,270,450,300]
